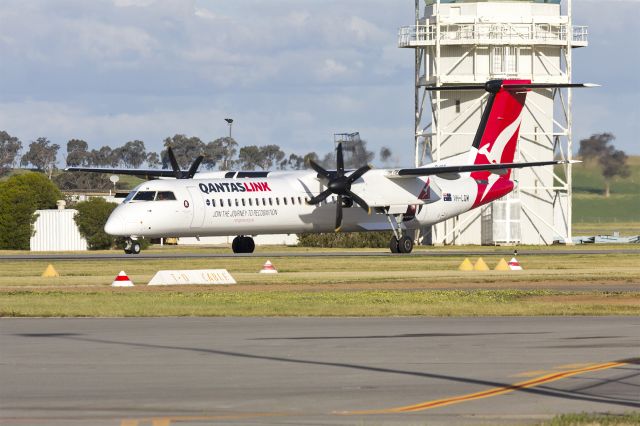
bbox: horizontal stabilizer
[386,160,578,178]
[423,82,598,92]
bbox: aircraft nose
[104,211,125,236]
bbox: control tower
[399,0,587,245]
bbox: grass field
[572,156,640,226]
[1,249,639,317]
[539,412,640,426]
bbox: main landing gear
[386,214,414,254]
[232,236,255,254]
[124,238,141,255]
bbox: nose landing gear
[124,238,141,255]
[232,236,255,254]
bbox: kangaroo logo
[477,112,523,165]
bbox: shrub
[73,198,119,250]
[0,172,63,249]
[298,231,393,248]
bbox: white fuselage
[104,167,484,238]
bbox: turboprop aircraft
[68,79,593,254]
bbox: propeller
[167,147,204,179]
[306,143,371,232]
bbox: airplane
[68,79,593,254]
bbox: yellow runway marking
[344,359,632,415]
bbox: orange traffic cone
[111,271,134,287]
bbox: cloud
[0,0,637,168]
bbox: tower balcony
[398,23,588,48]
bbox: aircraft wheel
[243,237,255,254]
[124,238,140,255]
[389,236,400,253]
[131,242,141,255]
[398,236,414,254]
[232,236,255,254]
[232,236,241,253]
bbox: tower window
[455,100,461,113]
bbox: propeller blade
[309,160,333,180]
[346,191,370,214]
[167,147,182,179]
[307,188,332,205]
[336,142,344,176]
[187,156,204,179]
[347,164,371,184]
[335,195,343,232]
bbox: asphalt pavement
[1,317,638,425]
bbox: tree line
[0,130,395,177]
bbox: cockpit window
[123,191,137,203]
[133,191,156,202]
[155,191,176,201]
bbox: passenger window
[291,197,295,205]
[298,197,302,204]
[276,198,280,206]
[248,198,252,206]
[255,198,260,206]
[155,191,176,201]
[211,199,216,207]
[133,191,155,202]
[220,199,224,207]
[228,198,231,207]
[269,198,273,206]
[283,198,287,206]
[242,199,246,207]
[263,198,266,206]
[235,199,239,207]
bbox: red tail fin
[472,79,530,171]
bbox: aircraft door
[187,187,205,228]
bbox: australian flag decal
[443,193,452,202]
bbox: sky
[0,0,638,167]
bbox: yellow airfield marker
[494,258,510,271]
[458,258,474,271]
[41,264,59,278]
[473,257,490,271]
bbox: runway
[1,317,638,425]
[2,248,639,261]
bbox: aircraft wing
[65,167,177,179]
[385,160,577,179]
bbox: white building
[30,203,88,251]
[399,0,587,245]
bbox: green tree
[73,198,119,250]
[0,173,63,249]
[161,134,205,169]
[578,133,630,197]
[20,137,60,178]
[239,144,285,170]
[238,145,262,170]
[119,140,147,168]
[600,148,630,198]
[379,146,393,164]
[88,146,119,167]
[146,152,161,168]
[204,137,237,170]
[0,130,23,176]
[66,139,89,167]
[54,172,118,191]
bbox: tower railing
[398,23,588,47]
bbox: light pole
[224,118,233,139]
